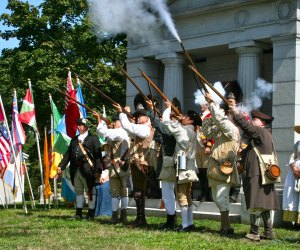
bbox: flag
[12,90,26,149]
[65,70,80,138]
[54,115,71,154]
[65,70,75,109]
[50,96,70,155]
[49,113,62,178]
[0,101,4,122]
[99,105,107,145]
[43,128,52,199]
[19,82,37,129]
[0,124,10,176]
[76,78,87,118]
[3,150,21,194]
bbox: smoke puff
[194,81,225,105]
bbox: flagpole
[35,129,46,208]
[50,115,58,208]
[0,94,27,213]
[23,160,35,209]
[1,178,8,208]
[27,80,46,208]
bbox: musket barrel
[138,68,181,117]
[188,65,229,106]
[75,74,133,118]
[56,89,111,125]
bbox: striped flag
[12,90,26,149]
[0,124,10,176]
[19,81,37,129]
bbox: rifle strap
[78,141,94,168]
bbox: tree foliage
[0,0,127,196]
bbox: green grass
[0,207,299,249]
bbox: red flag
[0,105,4,122]
[65,70,80,138]
[65,70,75,109]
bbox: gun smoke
[87,0,180,44]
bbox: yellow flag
[43,128,52,199]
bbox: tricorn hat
[251,110,274,123]
[294,125,300,134]
[76,118,89,126]
[132,109,149,118]
[187,110,202,126]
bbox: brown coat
[233,113,279,210]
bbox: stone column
[126,58,160,111]
[157,53,185,110]
[235,46,263,101]
[271,35,300,180]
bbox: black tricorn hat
[111,114,120,122]
[132,109,149,118]
[76,118,89,126]
[187,110,202,126]
[251,110,274,123]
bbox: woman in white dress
[282,125,300,225]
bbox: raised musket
[75,74,134,119]
[56,88,112,125]
[117,63,162,117]
[188,65,230,106]
[138,68,181,117]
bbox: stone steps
[127,198,241,223]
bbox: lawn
[0,207,299,249]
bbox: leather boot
[261,211,275,240]
[135,196,147,227]
[120,209,128,224]
[86,209,95,220]
[160,213,177,230]
[73,208,82,219]
[220,211,234,236]
[245,214,260,241]
[110,210,119,224]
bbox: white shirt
[119,113,151,138]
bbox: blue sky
[0,0,43,51]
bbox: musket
[180,42,207,93]
[116,63,162,117]
[138,68,181,117]
[75,74,134,119]
[188,65,230,106]
[56,89,112,125]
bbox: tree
[0,0,127,197]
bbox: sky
[0,0,43,52]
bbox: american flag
[0,123,11,176]
[65,70,75,109]
[12,91,26,150]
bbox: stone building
[125,0,300,180]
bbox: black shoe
[220,228,234,236]
[177,224,194,233]
[260,231,275,240]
